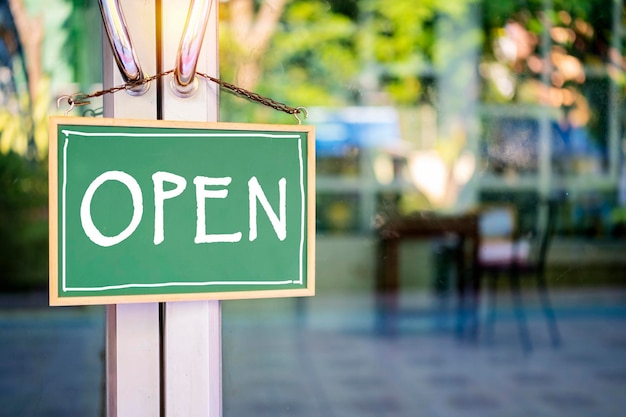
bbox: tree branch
[229,0,254,45]
[245,0,288,59]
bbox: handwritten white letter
[152,171,187,245]
[194,176,242,243]
[248,177,287,241]
[80,171,143,247]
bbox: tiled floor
[223,288,626,417]
[1,288,625,417]
[0,303,105,417]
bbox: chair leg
[537,271,561,347]
[485,272,498,345]
[509,270,532,352]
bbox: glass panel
[218,1,626,416]
[1,1,625,416]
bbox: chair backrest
[479,205,517,239]
[478,200,558,267]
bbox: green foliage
[0,151,48,291]
[266,1,359,105]
[364,0,438,64]
[222,0,618,119]
[0,84,50,290]
[219,0,359,122]
[481,0,615,58]
[61,0,102,88]
[0,2,52,291]
[220,0,480,119]
[0,80,50,290]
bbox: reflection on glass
[1,1,625,416]
[219,2,626,416]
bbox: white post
[103,0,221,415]
[102,1,161,417]
[160,0,222,416]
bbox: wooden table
[375,211,481,336]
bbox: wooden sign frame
[49,116,315,306]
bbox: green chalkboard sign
[49,117,315,306]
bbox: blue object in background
[308,107,402,157]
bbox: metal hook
[293,106,308,125]
[172,0,212,97]
[98,0,149,96]
[56,96,75,116]
[56,94,91,116]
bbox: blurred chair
[478,200,561,351]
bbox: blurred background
[1,0,625,416]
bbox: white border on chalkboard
[60,129,306,292]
